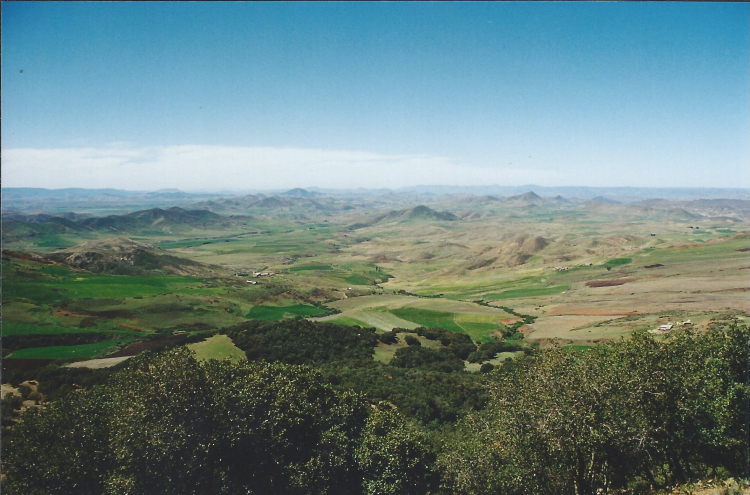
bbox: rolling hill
[45,238,220,275]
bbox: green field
[603,257,632,269]
[4,272,218,305]
[319,295,515,341]
[454,319,502,342]
[391,307,465,333]
[245,304,328,321]
[327,316,372,327]
[639,237,750,264]
[6,339,133,360]
[324,306,420,331]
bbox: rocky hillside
[46,238,220,276]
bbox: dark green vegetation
[3,324,747,495]
[225,320,378,364]
[440,325,749,495]
[224,321,489,426]
[2,349,435,495]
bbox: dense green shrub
[2,348,436,495]
[479,363,494,373]
[225,320,489,427]
[414,327,477,359]
[323,362,489,427]
[376,331,398,345]
[439,324,750,495]
[224,319,377,365]
[390,346,465,373]
[467,340,523,363]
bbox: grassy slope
[187,334,246,362]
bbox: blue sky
[2,2,748,191]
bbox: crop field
[245,304,329,321]
[6,338,135,360]
[3,267,218,305]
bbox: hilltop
[282,188,321,198]
[45,238,219,276]
[503,191,548,208]
[349,205,459,230]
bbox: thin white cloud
[1,145,560,190]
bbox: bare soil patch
[501,318,521,324]
[586,278,635,288]
[65,356,133,369]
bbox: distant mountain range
[387,185,750,201]
[4,188,749,243]
[2,188,231,214]
[4,185,748,214]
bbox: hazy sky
[2,2,748,191]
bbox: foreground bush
[440,324,749,495]
[2,348,435,495]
